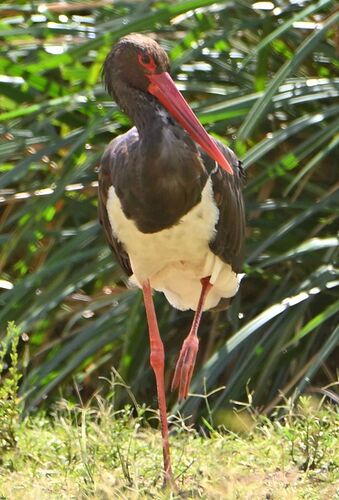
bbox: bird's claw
[171,335,199,401]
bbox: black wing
[98,129,137,277]
[200,142,246,273]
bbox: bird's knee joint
[150,346,164,370]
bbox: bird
[98,33,245,486]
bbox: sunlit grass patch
[0,394,337,499]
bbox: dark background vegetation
[0,0,338,422]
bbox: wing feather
[200,142,246,273]
[98,129,138,276]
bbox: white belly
[106,178,241,311]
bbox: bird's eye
[141,54,150,64]
[138,53,157,73]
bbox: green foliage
[0,0,338,417]
[285,397,337,472]
[0,395,337,498]
[0,322,22,453]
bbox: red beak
[147,72,233,175]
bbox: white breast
[106,178,241,311]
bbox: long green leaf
[238,10,339,141]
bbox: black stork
[99,33,245,485]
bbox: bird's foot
[162,469,178,492]
[171,334,199,401]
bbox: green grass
[0,0,338,418]
[0,393,337,499]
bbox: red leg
[171,276,212,401]
[142,280,175,488]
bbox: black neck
[114,81,165,139]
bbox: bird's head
[103,33,233,175]
[103,34,169,96]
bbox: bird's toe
[171,335,199,400]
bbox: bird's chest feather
[112,124,207,234]
[106,177,219,280]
